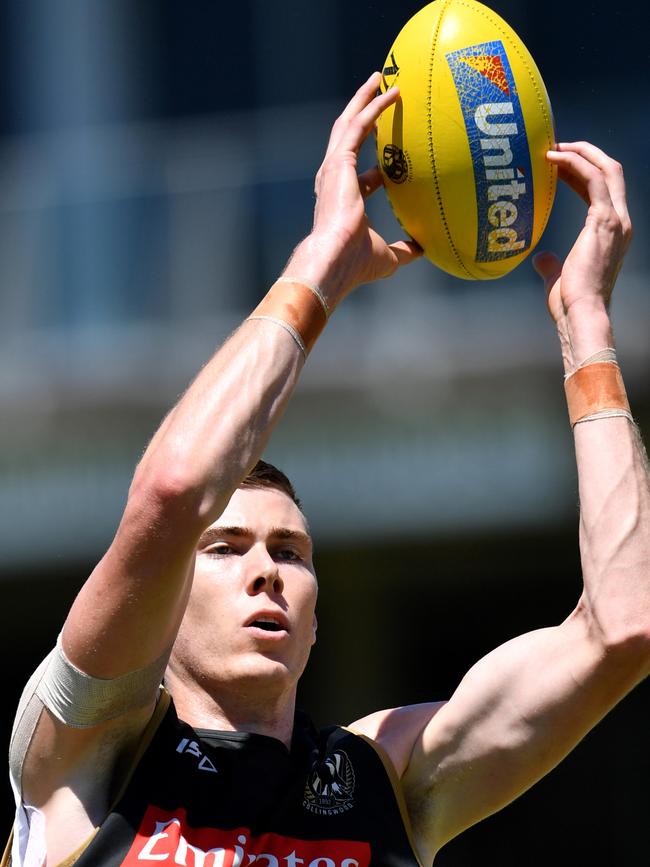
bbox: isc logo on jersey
[446,40,534,263]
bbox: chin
[224,651,303,695]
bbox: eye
[275,548,301,562]
[205,543,235,557]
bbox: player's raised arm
[13,75,420,807]
[61,74,418,678]
[355,143,649,863]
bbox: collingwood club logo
[382,144,409,184]
[303,750,355,815]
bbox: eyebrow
[198,525,312,550]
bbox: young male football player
[5,74,648,867]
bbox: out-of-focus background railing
[1,1,648,863]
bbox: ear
[311,613,318,645]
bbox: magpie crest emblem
[303,749,356,815]
[382,144,409,184]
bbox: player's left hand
[533,142,632,370]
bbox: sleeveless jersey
[60,694,422,867]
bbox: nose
[245,546,284,596]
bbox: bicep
[13,492,200,802]
[404,609,645,853]
[63,487,200,678]
[11,646,159,810]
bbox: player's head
[166,461,317,707]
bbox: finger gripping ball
[376,0,557,280]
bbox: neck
[165,669,297,748]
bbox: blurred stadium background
[1,1,648,863]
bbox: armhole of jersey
[105,687,172,812]
[343,727,425,867]
[3,688,173,867]
[54,832,100,867]
[53,687,171,867]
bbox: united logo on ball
[375,0,557,280]
[446,39,533,263]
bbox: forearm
[576,413,650,640]
[566,310,650,656]
[126,76,418,532]
[131,314,306,529]
[129,234,349,531]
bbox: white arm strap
[9,635,169,795]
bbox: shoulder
[347,702,446,778]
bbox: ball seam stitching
[428,0,476,279]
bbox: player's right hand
[285,73,422,309]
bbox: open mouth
[250,619,283,632]
[245,614,288,634]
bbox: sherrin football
[376,0,557,279]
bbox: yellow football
[376,0,557,280]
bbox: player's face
[172,486,318,699]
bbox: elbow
[128,453,211,529]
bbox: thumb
[389,239,424,267]
[532,251,562,293]
[358,166,383,200]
